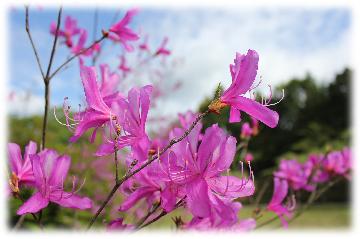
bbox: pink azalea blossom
[155,37,171,56]
[184,202,256,231]
[69,65,114,143]
[267,177,295,228]
[98,64,122,103]
[159,124,255,218]
[323,149,351,178]
[71,29,101,57]
[218,50,279,128]
[109,9,139,51]
[274,159,314,191]
[95,85,153,156]
[8,141,37,188]
[50,16,81,48]
[304,154,329,183]
[17,149,92,215]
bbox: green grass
[143,203,351,230]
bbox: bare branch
[25,6,45,80]
[49,35,106,80]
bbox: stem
[40,82,50,150]
[45,7,62,81]
[25,6,45,79]
[114,149,119,183]
[91,8,99,65]
[87,110,210,230]
[255,216,278,229]
[135,202,161,228]
[49,35,106,80]
[137,198,186,230]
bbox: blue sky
[8,6,351,119]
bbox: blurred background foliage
[8,68,351,229]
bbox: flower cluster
[8,142,92,215]
[10,6,291,231]
[267,147,351,227]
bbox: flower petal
[228,96,279,128]
[186,177,211,218]
[17,192,49,215]
[49,155,71,186]
[51,192,92,210]
[8,143,22,174]
[118,187,156,211]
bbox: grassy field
[143,203,351,231]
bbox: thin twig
[91,8,99,65]
[87,110,210,230]
[135,202,161,228]
[49,35,106,80]
[114,149,119,183]
[137,198,186,230]
[25,6,45,79]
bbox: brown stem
[87,110,210,230]
[49,35,106,80]
[40,82,50,150]
[135,202,161,228]
[25,6,45,79]
[114,149,119,183]
[137,198,186,230]
[91,8,99,65]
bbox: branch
[135,202,161,228]
[49,35,106,80]
[137,197,186,230]
[44,6,62,82]
[25,6,45,79]
[87,110,210,229]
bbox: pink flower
[274,159,313,191]
[17,149,92,215]
[184,202,256,231]
[118,55,131,77]
[50,16,81,48]
[71,29,101,57]
[161,124,255,218]
[155,37,171,56]
[69,65,114,143]
[323,149,351,178]
[99,64,122,103]
[213,50,279,128]
[109,9,139,51]
[267,177,295,228]
[305,154,329,183]
[241,122,252,138]
[95,85,153,156]
[8,141,37,190]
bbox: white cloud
[7,89,44,116]
[138,8,351,118]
